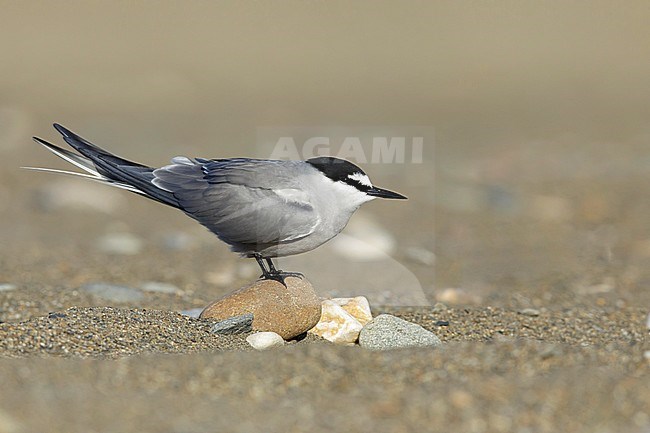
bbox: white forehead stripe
[348,172,372,187]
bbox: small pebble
[0,283,17,292]
[96,232,143,255]
[210,314,254,335]
[179,308,204,318]
[435,320,450,326]
[519,308,541,317]
[359,314,442,350]
[139,281,182,295]
[82,282,144,303]
[246,332,285,350]
[646,312,650,330]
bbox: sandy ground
[0,303,648,432]
[2,2,650,432]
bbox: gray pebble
[82,282,144,303]
[210,314,254,335]
[359,314,442,350]
[139,281,181,295]
[0,283,17,292]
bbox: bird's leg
[254,254,273,279]
[252,255,303,284]
[265,258,278,274]
[253,254,289,282]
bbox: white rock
[246,332,285,350]
[309,300,363,345]
[330,296,373,325]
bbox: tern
[28,124,407,281]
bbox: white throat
[330,179,375,208]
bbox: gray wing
[152,158,320,248]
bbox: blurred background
[1,1,650,309]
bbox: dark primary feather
[52,123,179,208]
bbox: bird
[27,124,407,282]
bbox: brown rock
[200,276,322,340]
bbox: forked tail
[26,124,179,208]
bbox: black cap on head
[306,156,407,199]
[306,157,370,191]
[307,157,364,179]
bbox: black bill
[366,186,407,200]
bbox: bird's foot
[259,270,305,285]
[254,255,303,285]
